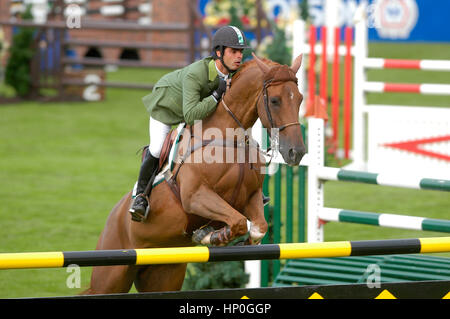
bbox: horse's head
[252,53,306,166]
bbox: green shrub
[183,261,249,290]
[264,25,292,65]
[5,6,35,98]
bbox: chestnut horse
[83,54,306,294]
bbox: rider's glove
[212,77,227,102]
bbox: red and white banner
[368,105,450,179]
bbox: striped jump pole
[0,237,449,270]
[319,208,450,233]
[363,82,450,95]
[331,26,340,148]
[343,26,353,159]
[316,167,450,192]
[364,58,450,71]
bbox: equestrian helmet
[212,25,251,54]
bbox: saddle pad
[132,123,186,198]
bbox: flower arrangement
[203,0,268,28]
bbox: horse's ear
[252,52,270,74]
[291,53,303,74]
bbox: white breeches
[148,117,172,158]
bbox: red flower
[218,17,230,25]
[241,15,250,25]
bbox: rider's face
[219,47,244,72]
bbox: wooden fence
[0,0,271,101]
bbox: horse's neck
[203,68,261,132]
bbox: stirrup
[129,194,149,222]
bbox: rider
[129,25,268,222]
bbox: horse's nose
[288,146,306,165]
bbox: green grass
[0,42,449,298]
[0,68,170,298]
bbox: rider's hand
[212,77,227,102]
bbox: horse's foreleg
[243,189,268,245]
[134,264,187,293]
[184,184,248,246]
[83,265,137,295]
[83,194,137,295]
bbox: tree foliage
[264,24,292,65]
[5,6,35,98]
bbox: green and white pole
[319,208,450,233]
[317,167,450,191]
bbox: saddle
[158,129,178,171]
[139,128,177,171]
[133,124,185,199]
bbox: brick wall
[68,0,191,66]
[1,0,193,67]
[150,0,190,65]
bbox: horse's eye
[270,97,281,106]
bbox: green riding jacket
[143,56,233,125]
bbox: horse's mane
[232,58,279,83]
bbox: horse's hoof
[192,226,233,246]
[192,226,215,245]
[249,223,266,245]
[210,226,232,246]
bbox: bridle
[221,72,301,135]
[260,78,301,133]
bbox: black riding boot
[129,150,159,222]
